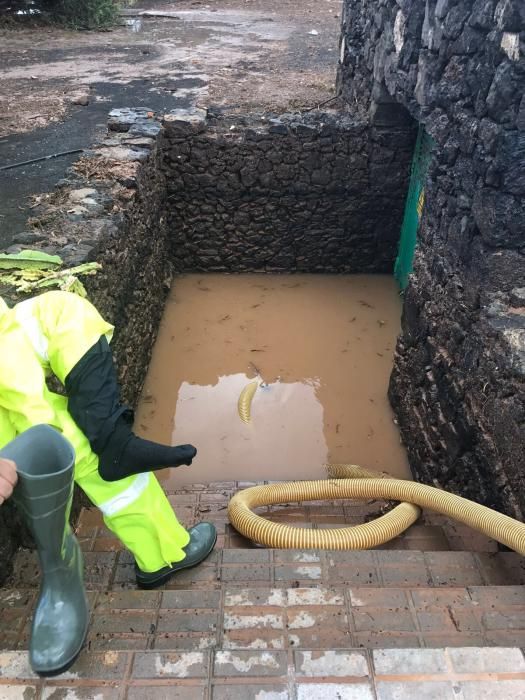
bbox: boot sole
[136,532,218,590]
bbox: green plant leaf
[0,250,62,270]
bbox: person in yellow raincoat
[0,291,216,589]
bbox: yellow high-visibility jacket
[0,292,189,572]
[0,291,113,478]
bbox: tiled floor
[1,481,523,697]
[3,565,525,654]
[2,647,525,699]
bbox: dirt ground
[0,0,341,139]
[0,0,341,244]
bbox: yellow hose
[227,463,525,555]
[238,381,258,424]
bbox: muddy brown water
[135,274,411,486]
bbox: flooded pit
[134,274,411,486]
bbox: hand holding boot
[0,458,17,504]
[1,426,88,676]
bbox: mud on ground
[0,0,341,139]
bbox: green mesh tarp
[394,126,434,290]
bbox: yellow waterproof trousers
[0,291,190,572]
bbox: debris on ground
[0,250,101,297]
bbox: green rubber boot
[1,425,88,677]
[135,522,217,589]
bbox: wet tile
[133,651,209,678]
[213,650,287,677]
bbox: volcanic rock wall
[338,0,525,517]
[162,110,415,274]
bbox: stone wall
[338,0,525,517]
[163,110,415,273]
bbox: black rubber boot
[65,337,197,482]
[96,416,197,482]
[135,522,217,590]
[1,425,88,677]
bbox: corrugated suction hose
[227,463,525,555]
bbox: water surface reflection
[135,274,411,485]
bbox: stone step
[2,554,525,654]
[7,547,525,593]
[75,498,502,555]
[1,646,525,699]
[78,512,493,554]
